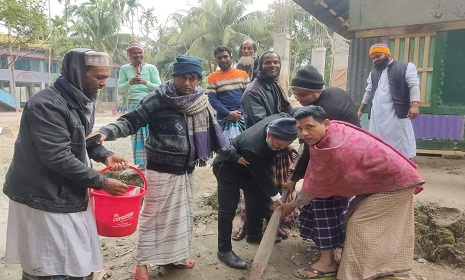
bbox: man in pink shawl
[282,105,424,280]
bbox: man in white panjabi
[357,43,420,158]
[3,49,128,280]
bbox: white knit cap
[85,51,110,66]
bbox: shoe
[217,251,247,269]
[246,234,282,244]
[133,265,149,280]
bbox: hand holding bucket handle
[99,165,148,195]
[91,166,148,237]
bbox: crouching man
[213,114,298,269]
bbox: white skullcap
[85,51,110,66]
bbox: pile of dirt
[415,202,465,267]
[103,169,145,188]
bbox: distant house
[294,0,465,153]
[0,40,119,111]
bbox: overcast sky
[47,0,275,35]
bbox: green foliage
[0,0,48,46]
[67,0,132,63]
[152,0,267,80]
[267,1,334,84]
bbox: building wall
[0,50,118,110]
[351,30,465,151]
[349,0,465,31]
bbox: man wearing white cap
[3,48,128,280]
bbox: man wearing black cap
[212,114,298,269]
[284,65,360,278]
[98,55,229,279]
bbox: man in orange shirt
[206,45,249,143]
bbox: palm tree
[122,0,141,36]
[165,0,267,74]
[139,7,157,40]
[66,0,132,63]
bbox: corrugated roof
[293,0,350,38]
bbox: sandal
[133,265,149,280]
[232,225,245,241]
[292,265,337,279]
[277,226,290,239]
[167,259,195,269]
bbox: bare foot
[133,265,149,280]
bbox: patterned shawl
[301,121,424,198]
[160,81,228,166]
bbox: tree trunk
[9,46,19,112]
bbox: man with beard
[3,49,128,280]
[284,65,360,279]
[242,51,293,128]
[236,39,259,81]
[97,55,229,280]
[213,115,298,269]
[357,43,420,158]
[240,51,297,240]
[207,46,249,143]
[118,41,161,169]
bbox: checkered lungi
[217,117,245,144]
[299,196,351,250]
[22,271,93,280]
[128,99,148,166]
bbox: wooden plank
[390,32,435,39]
[417,149,465,156]
[413,37,420,67]
[404,37,410,61]
[415,67,433,72]
[421,72,428,103]
[354,20,465,38]
[248,190,288,280]
[249,143,305,280]
[423,36,431,68]
[394,38,400,60]
[420,36,430,104]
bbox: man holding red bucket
[3,49,129,280]
[97,55,229,280]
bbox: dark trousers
[213,162,267,252]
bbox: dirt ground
[1,111,465,280]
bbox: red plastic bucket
[90,166,147,237]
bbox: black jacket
[99,81,205,175]
[370,60,410,119]
[291,87,360,182]
[241,77,292,128]
[3,83,112,213]
[214,113,289,198]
